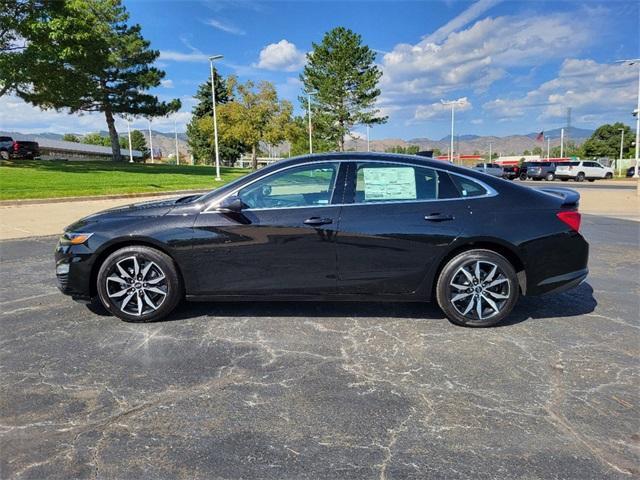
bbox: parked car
[55,153,588,328]
[520,162,556,181]
[626,166,637,177]
[0,136,40,159]
[473,162,504,177]
[501,165,520,180]
[555,161,614,182]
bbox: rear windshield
[0,136,12,142]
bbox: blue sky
[2,0,639,140]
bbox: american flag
[536,131,544,142]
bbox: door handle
[304,217,333,226]
[424,213,454,222]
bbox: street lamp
[366,124,370,152]
[618,128,625,177]
[209,54,223,180]
[148,119,154,164]
[306,91,318,154]
[441,99,465,163]
[174,118,179,166]
[616,59,640,179]
[126,119,134,163]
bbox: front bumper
[55,240,96,302]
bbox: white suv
[555,161,614,182]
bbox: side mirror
[215,196,244,214]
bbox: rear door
[335,161,474,295]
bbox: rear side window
[450,174,488,198]
[351,163,458,203]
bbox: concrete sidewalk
[0,184,638,240]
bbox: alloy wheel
[105,255,168,316]
[448,260,511,321]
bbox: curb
[0,189,210,207]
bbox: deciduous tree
[582,123,632,159]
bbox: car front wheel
[96,246,182,322]
[545,172,555,181]
[436,249,519,327]
[0,150,8,160]
[575,172,585,182]
[605,173,613,179]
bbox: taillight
[557,211,581,232]
[13,141,18,151]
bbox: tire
[436,249,519,327]
[96,246,182,322]
[575,172,585,182]
[605,173,613,179]
[519,173,527,181]
[545,172,555,181]
[0,150,9,160]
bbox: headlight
[60,232,94,245]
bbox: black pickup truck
[0,136,40,159]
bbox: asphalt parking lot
[1,214,638,479]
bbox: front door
[191,162,343,295]
[336,161,470,295]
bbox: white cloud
[425,0,502,44]
[255,40,306,71]
[205,18,246,35]
[379,10,597,112]
[483,59,637,124]
[414,97,472,121]
[158,50,209,62]
[0,95,193,135]
[160,79,174,88]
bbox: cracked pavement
[0,214,638,479]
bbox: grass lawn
[0,159,251,200]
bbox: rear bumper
[536,268,588,295]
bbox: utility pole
[307,93,313,154]
[174,118,179,166]
[619,128,625,177]
[560,128,564,158]
[126,119,133,163]
[488,143,492,163]
[148,119,154,164]
[209,55,223,180]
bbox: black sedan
[55,153,589,327]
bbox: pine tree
[300,27,387,151]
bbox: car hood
[65,195,201,231]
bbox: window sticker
[363,167,417,201]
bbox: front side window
[238,163,339,209]
[351,162,459,203]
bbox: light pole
[488,142,492,163]
[174,118,179,166]
[547,137,551,159]
[148,119,154,164]
[441,99,465,163]
[126,119,134,163]
[366,125,370,152]
[560,128,564,158]
[615,59,640,179]
[209,55,223,180]
[307,93,313,154]
[618,128,625,177]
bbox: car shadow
[88,282,597,327]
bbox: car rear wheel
[96,246,182,322]
[519,173,527,181]
[545,172,555,181]
[0,150,8,160]
[605,173,613,179]
[575,172,585,182]
[436,249,519,327]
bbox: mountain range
[3,126,594,158]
